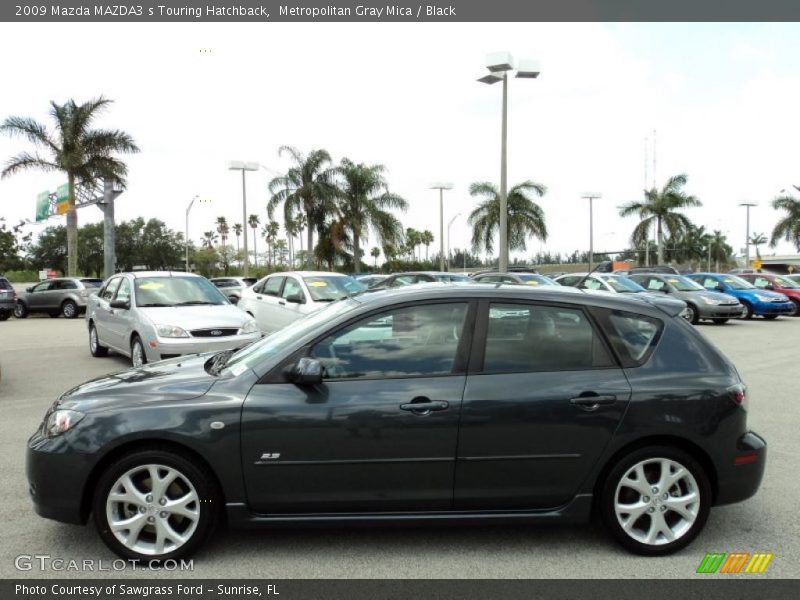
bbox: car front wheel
[92,449,220,561]
[89,323,109,357]
[0,311,10,321]
[13,302,28,319]
[740,301,754,320]
[601,446,710,555]
[131,335,148,368]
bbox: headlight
[238,319,259,335]
[699,296,720,305]
[754,293,781,302]
[44,409,85,438]
[155,324,190,338]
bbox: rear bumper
[0,299,15,312]
[714,431,767,506]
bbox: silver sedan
[85,272,261,367]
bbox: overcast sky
[1,22,799,262]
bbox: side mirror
[26,287,33,293]
[715,285,725,293]
[228,295,239,304]
[765,284,775,290]
[289,357,323,385]
[110,299,130,310]
[285,292,305,304]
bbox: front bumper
[143,331,261,362]
[698,304,744,319]
[714,431,767,506]
[752,300,795,316]
[26,430,95,524]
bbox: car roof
[118,271,203,279]
[273,271,347,277]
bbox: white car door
[252,275,286,332]
[93,277,122,350]
[274,275,311,329]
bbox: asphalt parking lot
[0,315,797,579]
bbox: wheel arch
[592,435,718,507]
[80,438,227,524]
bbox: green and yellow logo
[696,552,773,574]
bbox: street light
[229,161,259,276]
[447,212,462,271]
[580,193,602,271]
[430,182,453,271]
[185,195,210,272]
[478,51,540,272]
[739,202,757,267]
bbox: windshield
[721,275,755,290]
[773,275,800,289]
[304,276,366,301]
[433,274,470,282]
[598,275,645,293]
[134,276,228,307]
[519,274,557,286]
[224,298,360,373]
[665,276,705,292]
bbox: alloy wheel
[132,340,145,368]
[90,328,98,352]
[105,464,200,556]
[62,301,77,318]
[614,457,700,546]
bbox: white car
[237,271,366,333]
[85,272,261,367]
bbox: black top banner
[4,0,800,22]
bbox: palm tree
[405,228,420,260]
[335,158,407,273]
[420,230,434,261]
[770,187,800,251]
[709,230,733,272]
[268,146,338,268]
[749,232,767,260]
[202,231,218,249]
[233,223,243,257]
[468,181,548,256]
[619,174,702,265]
[0,97,139,276]
[248,214,260,268]
[370,246,380,267]
[215,217,229,250]
[264,220,280,268]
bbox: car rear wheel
[131,335,147,368]
[0,311,10,321]
[789,300,800,316]
[13,302,28,319]
[740,301,754,320]
[601,446,710,555]
[92,449,220,561]
[711,318,728,325]
[89,323,109,357]
[61,299,79,319]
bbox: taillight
[728,384,746,406]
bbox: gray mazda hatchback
[26,283,765,560]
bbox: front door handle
[278,300,286,306]
[400,397,449,415]
[569,394,617,411]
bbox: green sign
[55,183,69,215]
[35,191,50,222]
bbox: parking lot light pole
[580,193,602,271]
[447,212,461,270]
[229,161,260,276]
[430,183,453,271]
[478,52,540,272]
[739,202,757,267]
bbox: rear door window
[55,280,77,290]
[702,277,719,289]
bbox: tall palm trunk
[306,213,314,269]
[353,233,361,273]
[656,216,665,265]
[252,228,258,269]
[67,173,78,276]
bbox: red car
[739,273,800,316]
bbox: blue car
[687,273,794,319]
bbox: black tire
[228,295,239,305]
[763,314,779,320]
[61,299,79,319]
[0,311,10,321]
[790,300,800,317]
[130,335,147,368]
[711,318,729,325]
[600,445,711,556]
[685,304,700,325]
[89,323,109,357]
[92,448,221,561]
[740,301,754,320]
[13,301,28,319]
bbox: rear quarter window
[0,278,12,290]
[591,308,663,368]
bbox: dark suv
[27,284,765,560]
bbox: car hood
[139,304,250,329]
[686,290,739,303]
[57,354,217,413]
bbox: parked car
[685,273,795,319]
[473,272,559,286]
[737,273,800,315]
[354,274,388,287]
[209,277,258,304]
[27,283,765,561]
[628,273,744,324]
[470,265,539,278]
[785,273,800,285]
[368,271,470,289]
[238,271,366,333]
[0,276,15,320]
[14,277,102,319]
[628,265,680,275]
[85,272,260,367]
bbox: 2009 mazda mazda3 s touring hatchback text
[26,283,766,560]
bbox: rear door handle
[570,394,617,411]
